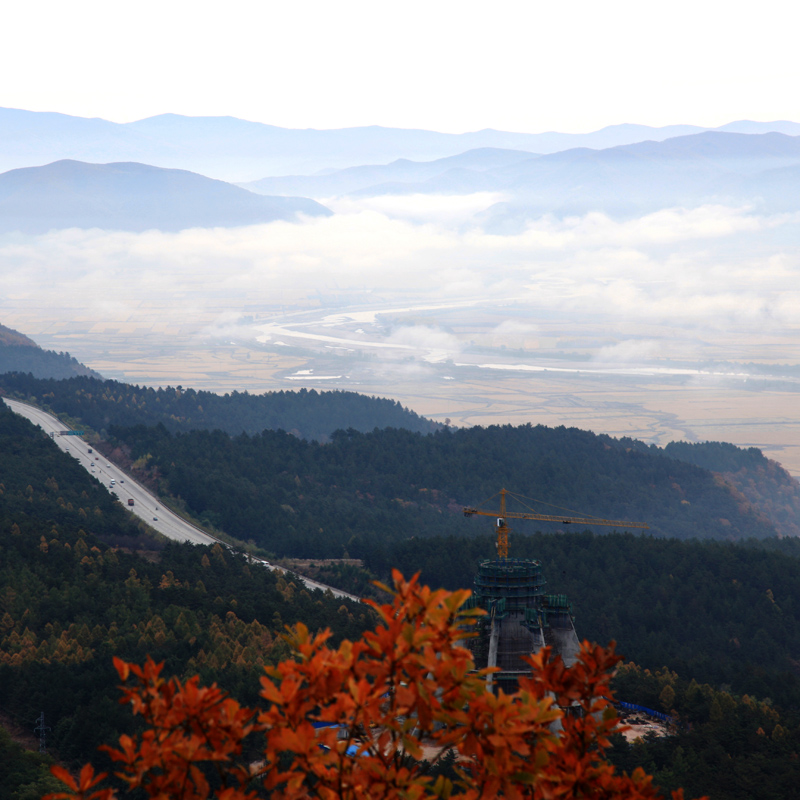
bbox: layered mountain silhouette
[476,131,800,225]
[3,106,800,180]
[3,112,800,235]
[0,160,331,233]
[241,147,538,197]
[239,131,800,228]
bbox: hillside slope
[0,374,441,440]
[104,422,780,556]
[0,323,101,379]
[664,440,800,538]
[0,160,331,233]
[0,404,366,769]
[241,147,538,197]
[2,400,799,799]
[1,374,791,550]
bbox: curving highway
[2,397,360,601]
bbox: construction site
[462,489,648,693]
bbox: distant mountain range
[240,130,800,227]
[478,131,800,226]
[3,108,800,234]
[241,147,537,196]
[0,160,331,234]
[2,106,800,181]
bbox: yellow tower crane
[463,488,649,559]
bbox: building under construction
[463,557,580,693]
[462,489,647,694]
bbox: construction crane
[463,488,649,559]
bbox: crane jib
[462,507,649,530]
[463,489,649,558]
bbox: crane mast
[463,488,649,559]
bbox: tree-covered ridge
[665,440,800,538]
[0,324,100,379]
[107,422,777,558]
[0,347,100,381]
[664,441,768,474]
[0,373,440,440]
[5,372,798,540]
[0,323,37,347]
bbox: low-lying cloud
[595,340,661,363]
[384,325,463,362]
[1,201,799,362]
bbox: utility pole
[34,712,50,754]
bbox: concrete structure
[465,557,580,694]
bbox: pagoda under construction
[463,557,579,693]
[462,489,648,693]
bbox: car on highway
[153,517,158,521]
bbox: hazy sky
[3,0,798,133]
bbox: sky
[3,0,799,133]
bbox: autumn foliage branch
[46,570,700,799]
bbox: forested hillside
[340,530,800,799]
[0,373,440,439]
[0,403,148,548]
[0,533,367,766]
[105,422,778,555]
[5,373,798,546]
[0,324,100,380]
[665,440,800,538]
[0,406,367,774]
[0,725,60,800]
[3,400,800,798]
[378,531,800,703]
[610,663,800,800]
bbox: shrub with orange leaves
[46,570,701,800]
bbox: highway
[2,397,360,601]
[3,397,216,545]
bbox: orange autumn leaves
[47,570,698,800]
